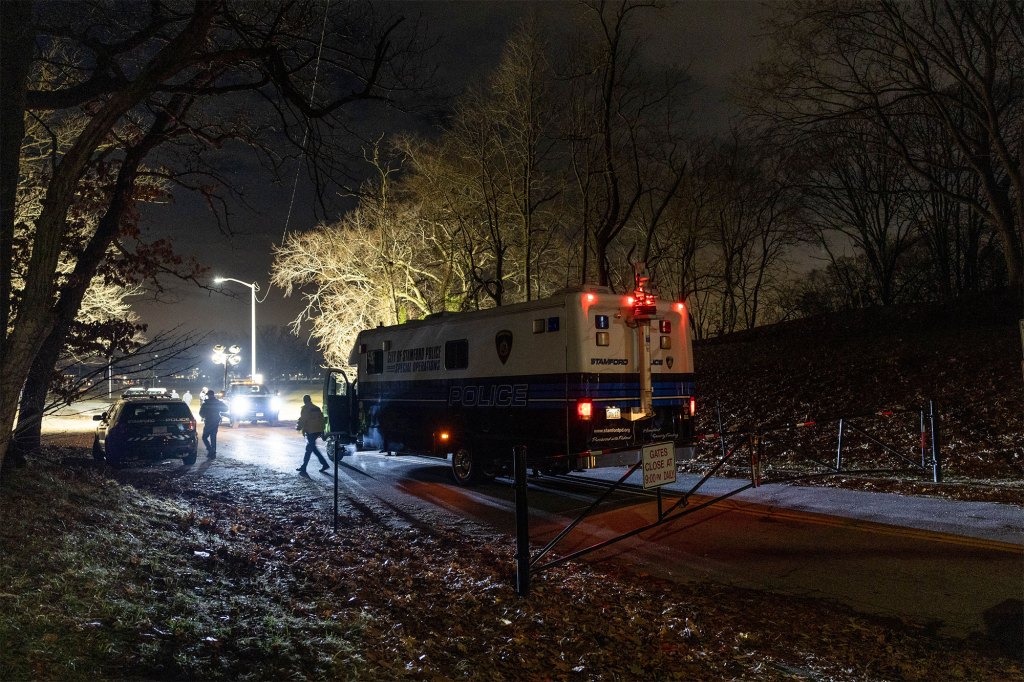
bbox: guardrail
[513,400,943,595]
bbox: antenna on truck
[627,263,656,421]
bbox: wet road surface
[48,419,1024,639]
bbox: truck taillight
[577,400,593,420]
[689,397,696,417]
[188,419,196,431]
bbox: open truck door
[323,368,355,443]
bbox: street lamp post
[214,277,260,381]
[212,344,242,392]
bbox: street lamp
[214,276,260,381]
[212,344,242,391]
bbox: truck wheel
[92,437,105,461]
[451,447,478,485]
[182,451,197,466]
[479,456,498,482]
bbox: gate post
[919,407,927,470]
[333,435,339,533]
[835,418,845,472]
[716,401,726,460]
[929,400,943,483]
[514,445,530,596]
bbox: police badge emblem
[495,330,513,364]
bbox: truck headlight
[271,397,282,411]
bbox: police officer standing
[198,389,226,458]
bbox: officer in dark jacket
[198,389,227,458]
[296,394,329,474]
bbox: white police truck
[323,282,696,485]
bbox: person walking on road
[198,389,226,458]
[296,394,329,475]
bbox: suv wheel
[91,437,104,461]
[182,451,197,466]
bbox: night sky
[137,1,767,343]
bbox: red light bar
[689,397,696,417]
[577,400,593,420]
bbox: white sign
[641,442,676,489]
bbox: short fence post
[835,418,845,472]
[333,435,339,533]
[716,401,726,460]
[919,407,927,470]
[514,445,530,596]
[750,433,762,488]
[929,400,942,483]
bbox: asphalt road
[46,416,1024,641]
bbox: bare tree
[798,124,920,306]
[561,0,692,288]
[271,146,457,367]
[747,0,1024,303]
[687,130,798,334]
[0,0,425,477]
[483,19,565,301]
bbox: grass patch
[3,447,1021,681]
[0,458,367,681]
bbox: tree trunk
[11,329,62,460]
[0,1,32,375]
[0,6,217,480]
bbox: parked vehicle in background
[92,396,198,466]
[225,381,281,426]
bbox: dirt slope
[692,293,1023,483]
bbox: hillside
[691,293,1023,496]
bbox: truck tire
[452,447,497,485]
[92,437,104,461]
[478,456,498,482]
[182,451,197,466]
[451,447,478,485]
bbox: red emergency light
[689,397,696,417]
